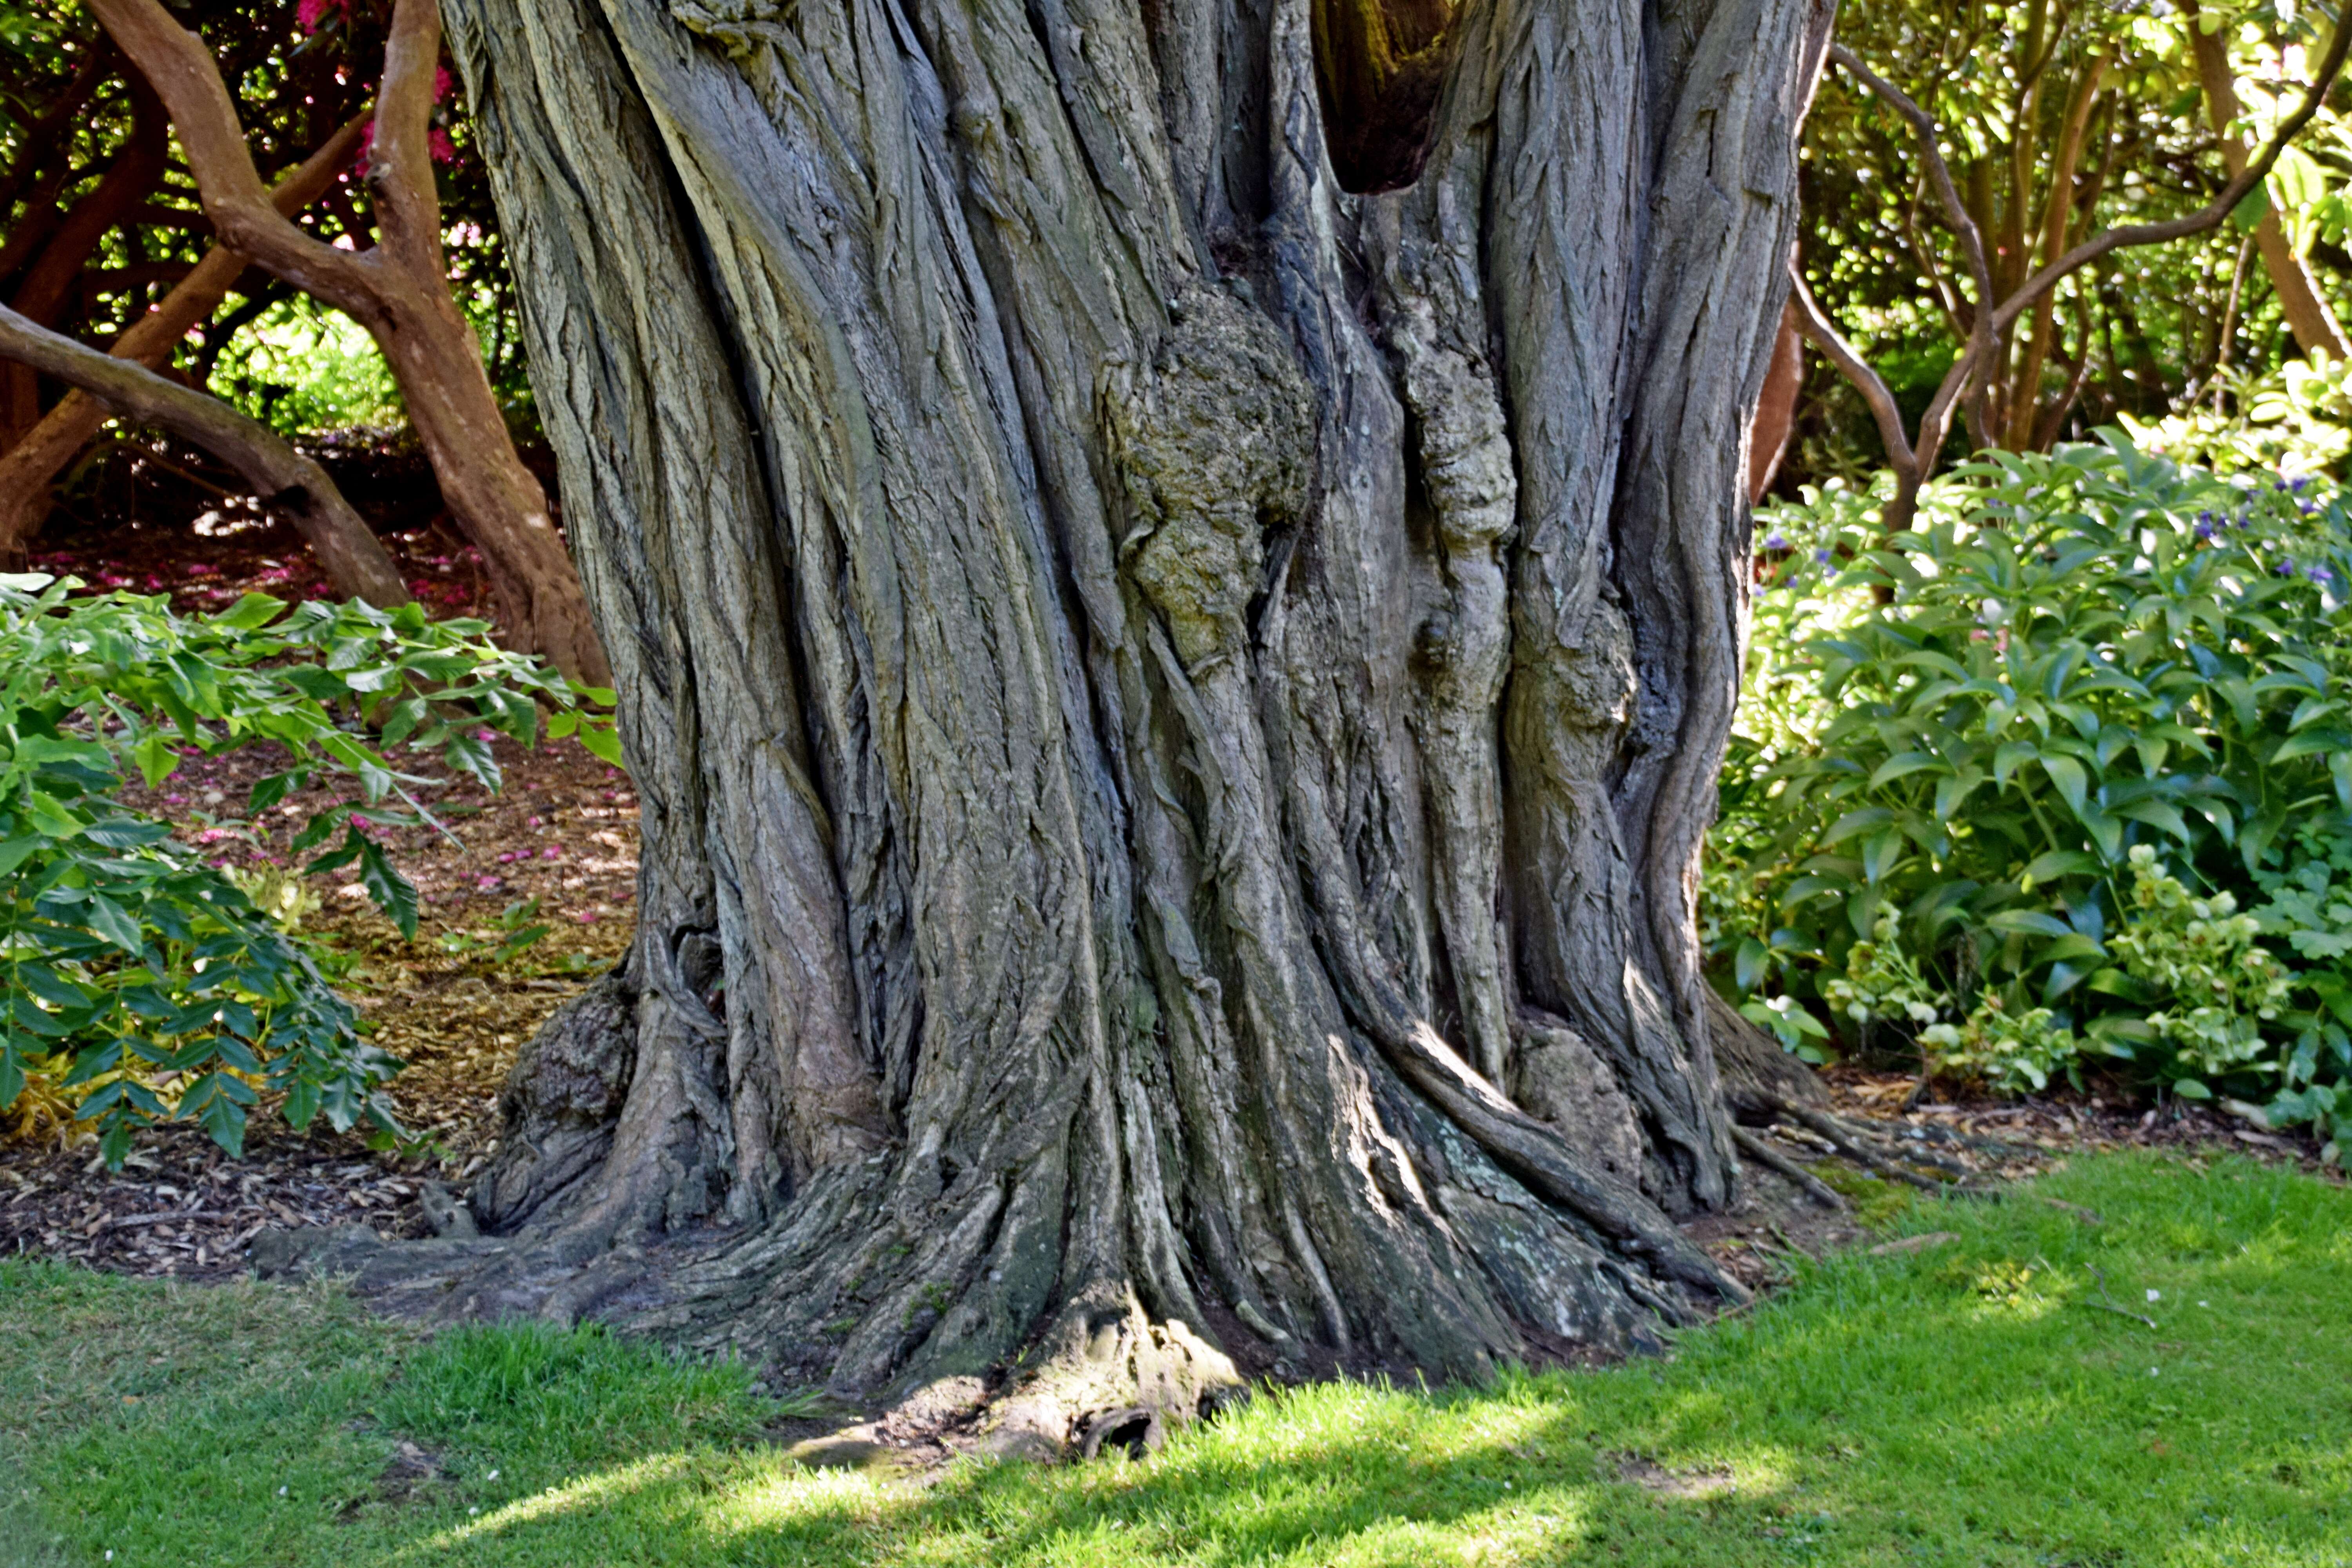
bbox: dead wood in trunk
[263,0,1837,1455]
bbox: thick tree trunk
[415,0,1826,1448]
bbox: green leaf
[82,892,143,954]
[1868,752,1944,787]
[1986,909,2073,938]
[1822,807,1895,847]
[132,731,181,789]
[2039,754,2089,817]
[2172,1077,2213,1101]
[578,718,624,768]
[358,837,419,942]
[81,818,171,849]
[2115,798,2191,842]
[25,790,83,838]
[1735,938,1768,995]
[2272,728,2352,764]
[2021,850,2100,885]
[2037,932,2108,965]
[212,591,287,630]
[1993,740,2038,787]
[0,835,42,877]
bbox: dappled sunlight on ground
[2,1154,2347,1566]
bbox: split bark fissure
[406,0,1817,1450]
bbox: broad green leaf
[132,730,181,789]
[2039,753,2089,816]
[1869,752,1944,788]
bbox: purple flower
[2308,564,2334,584]
[2195,521,2216,543]
[2292,477,2312,493]
[1764,532,1790,551]
[2302,502,2319,516]
[2278,558,2298,577]
[1813,548,1832,564]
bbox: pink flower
[475,729,496,742]
[296,0,345,33]
[497,851,517,863]
[541,846,562,860]
[476,875,502,890]
[434,64,454,101]
[526,816,543,828]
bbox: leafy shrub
[0,573,617,1163]
[1714,437,2352,1151]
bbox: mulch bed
[0,725,636,1279]
[4,512,639,1278]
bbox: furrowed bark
[0,303,410,606]
[318,0,1833,1450]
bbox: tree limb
[0,302,410,608]
[1993,5,2352,336]
[85,0,387,327]
[1825,43,1993,475]
[0,115,370,565]
[368,0,448,276]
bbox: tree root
[1730,1126,1847,1211]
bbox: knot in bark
[1106,285,1314,668]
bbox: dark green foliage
[0,574,615,1161]
[1716,438,2352,1146]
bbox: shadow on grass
[6,1154,2350,1568]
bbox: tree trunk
[419,0,1826,1448]
[2190,12,2348,361]
[0,303,411,607]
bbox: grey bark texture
[423,0,1830,1450]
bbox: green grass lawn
[3,1152,2347,1567]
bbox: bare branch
[0,302,410,607]
[1827,43,1996,472]
[1993,4,2352,335]
[85,0,386,326]
[368,0,447,273]
[1787,261,1916,475]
